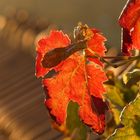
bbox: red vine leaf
[86,29,106,66]
[35,30,71,78]
[43,54,107,134]
[132,17,140,50]
[121,28,133,56]
[119,0,140,55]
[119,0,140,30]
[35,28,108,134]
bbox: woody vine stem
[87,55,140,68]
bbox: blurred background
[0,0,127,140]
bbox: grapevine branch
[87,55,140,68]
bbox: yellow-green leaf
[108,96,140,140]
[106,85,125,107]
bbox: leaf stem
[88,55,140,60]
[87,55,140,68]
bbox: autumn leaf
[86,29,107,66]
[43,54,108,134]
[119,0,140,55]
[35,25,108,134]
[35,30,71,78]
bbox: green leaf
[123,69,140,86]
[66,101,87,140]
[106,85,125,107]
[108,96,140,140]
[111,104,121,125]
